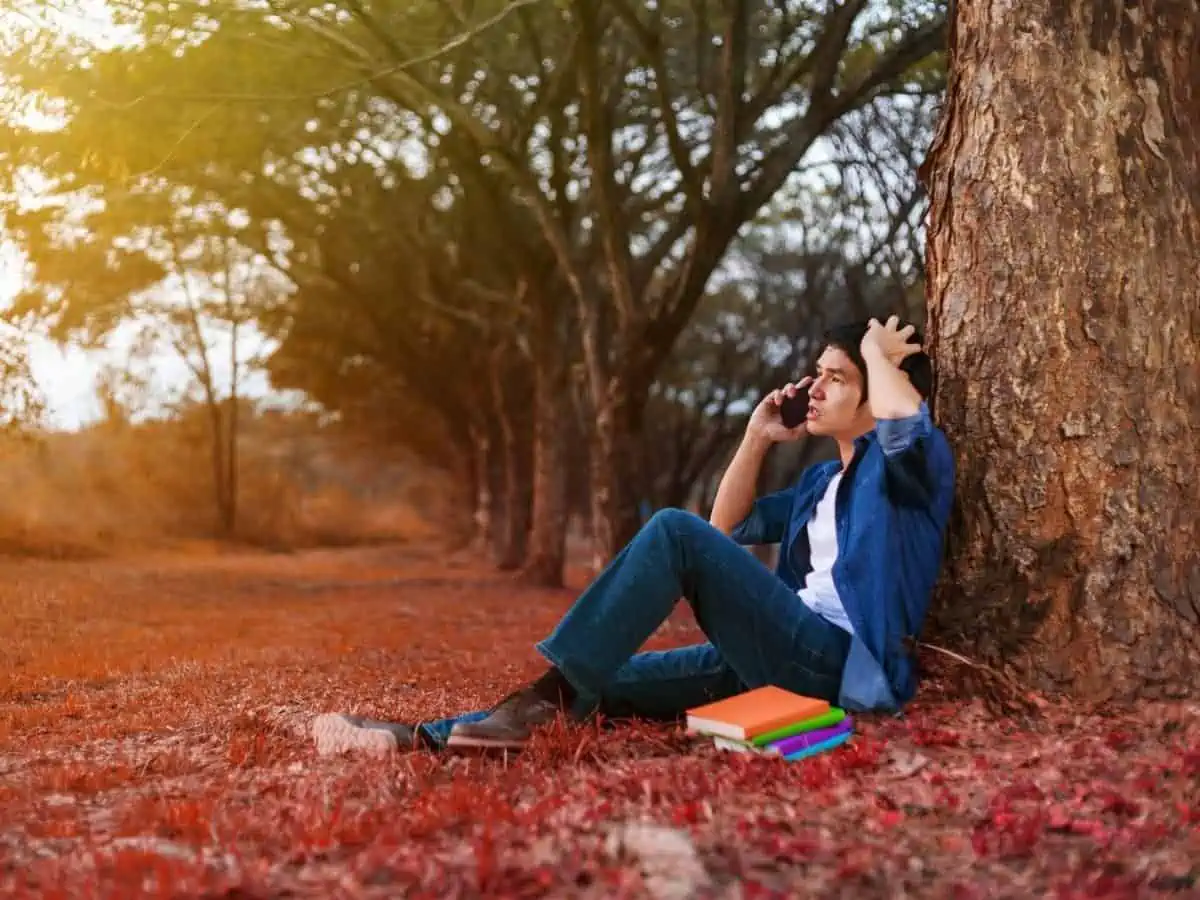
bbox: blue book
[782,729,852,761]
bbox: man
[312,316,955,755]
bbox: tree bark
[223,400,238,536]
[468,422,494,553]
[220,401,238,537]
[588,377,647,569]
[921,0,1200,700]
[201,388,235,538]
[493,437,532,570]
[225,316,241,538]
[519,296,572,587]
[489,348,532,570]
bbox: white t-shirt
[796,472,855,634]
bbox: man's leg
[315,643,754,754]
[415,647,739,750]
[413,710,489,748]
[448,508,850,747]
[594,643,745,720]
[312,707,495,756]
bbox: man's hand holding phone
[747,376,813,444]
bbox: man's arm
[710,378,810,540]
[860,317,944,507]
[861,343,923,421]
[709,431,773,535]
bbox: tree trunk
[921,0,1200,700]
[468,423,494,553]
[588,378,646,569]
[225,318,241,538]
[493,424,532,570]
[519,297,571,587]
[575,292,646,570]
[490,349,532,570]
[204,393,235,538]
[223,396,239,537]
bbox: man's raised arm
[710,379,810,537]
[709,431,773,535]
[859,317,950,508]
[860,316,924,422]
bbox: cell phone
[778,386,810,429]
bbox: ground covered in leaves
[0,543,1196,899]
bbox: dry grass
[0,544,1196,899]
[0,414,442,559]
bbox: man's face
[805,346,875,440]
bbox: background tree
[0,325,44,436]
[96,0,944,562]
[1,0,946,581]
[527,0,947,560]
[2,0,584,578]
[921,0,1200,698]
[638,80,937,517]
[4,193,284,535]
[256,172,515,555]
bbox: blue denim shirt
[730,403,955,713]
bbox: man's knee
[647,507,703,534]
[646,507,723,548]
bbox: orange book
[686,686,830,741]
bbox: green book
[750,707,846,747]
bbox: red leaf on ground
[1,545,1197,899]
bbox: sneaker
[312,713,419,756]
[446,688,563,750]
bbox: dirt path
[0,544,1196,898]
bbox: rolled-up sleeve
[876,402,942,507]
[729,488,793,545]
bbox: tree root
[916,641,1051,718]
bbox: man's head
[804,319,933,440]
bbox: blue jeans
[418,508,851,746]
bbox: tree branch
[91,0,544,110]
[742,15,947,229]
[576,0,637,327]
[608,0,705,214]
[709,0,750,205]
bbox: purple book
[769,718,853,755]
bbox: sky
[1,243,103,428]
[19,336,104,429]
[0,6,284,430]
[0,4,171,429]
[1,242,275,430]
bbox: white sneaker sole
[312,713,398,756]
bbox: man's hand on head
[861,316,922,368]
[860,316,924,420]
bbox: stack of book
[686,685,852,761]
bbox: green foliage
[0,0,947,510]
[0,324,45,434]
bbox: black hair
[819,320,933,403]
